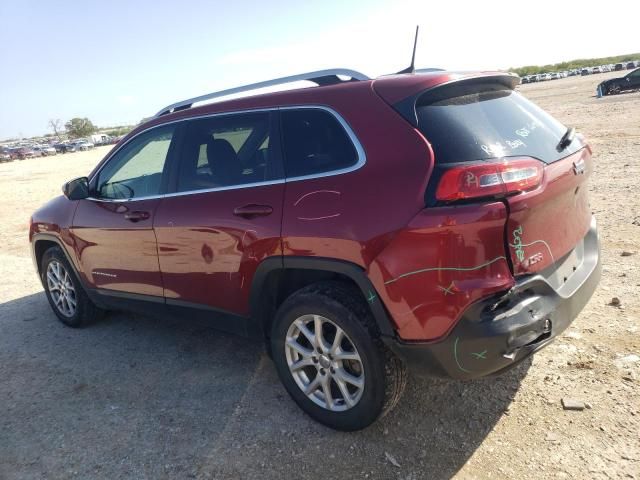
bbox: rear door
[414,81,592,275]
[153,111,284,326]
[72,125,176,296]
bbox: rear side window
[416,85,581,164]
[175,111,277,192]
[281,108,358,178]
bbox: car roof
[132,70,514,137]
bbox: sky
[0,0,637,139]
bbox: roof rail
[415,67,445,73]
[154,68,370,117]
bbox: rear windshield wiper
[557,126,575,152]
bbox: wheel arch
[32,234,79,279]
[250,256,396,342]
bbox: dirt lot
[1,71,639,479]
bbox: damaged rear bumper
[386,216,601,380]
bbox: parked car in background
[31,146,45,157]
[33,145,57,156]
[581,68,591,76]
[15,146,36,159]
[627,62,636,70]
[73,139,95,151]
[592,66,602,74]
[30,67,601,430]
[87,133,113,146]
[597,68,640,96]
[53,142,76,154]
[0,148,14,162]
[615,63,624,71]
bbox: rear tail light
[435,157,544,201]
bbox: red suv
[30,68,601,430]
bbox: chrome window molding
[89,105,366,203]
[86,178,287,203]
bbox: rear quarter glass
[415,85,582,164]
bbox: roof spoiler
[388,73,521,127]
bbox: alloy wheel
[46,260,77,317]
[285,314,365,411]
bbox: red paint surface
[29,195,80,270]
[71,198,164,296]
[506,149,592,275]
[30,70,594,343]
[153,185,284,315]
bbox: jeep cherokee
[30,68,601,431]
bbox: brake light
[435,157,544,201]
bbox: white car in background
[36,145,57,156]
[72,139,95,151]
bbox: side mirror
[62,177,89,200]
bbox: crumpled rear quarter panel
[369,202,515,341]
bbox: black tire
[270,281,406,431]
[41,246,104,328]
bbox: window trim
[87,105,366,203]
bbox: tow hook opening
[503,318,552,360]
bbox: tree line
[510,52,640,77]
[47,117,133,141]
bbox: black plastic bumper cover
[386,217,601,380]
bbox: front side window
[281,108,358,178]
[175,112,274,192]
[96,126,174,199]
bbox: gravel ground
[1,71,639,479]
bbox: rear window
[416,85,581,164]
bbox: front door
[72,125,176,297]
[154,111,284,326]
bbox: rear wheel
[41,246,104,327]
[270,282,406,431]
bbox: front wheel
[41,246,104,327]
[270,282,406,431]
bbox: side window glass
[281,109,358,178]
[176,112,273,192]
[96,126,174,199]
